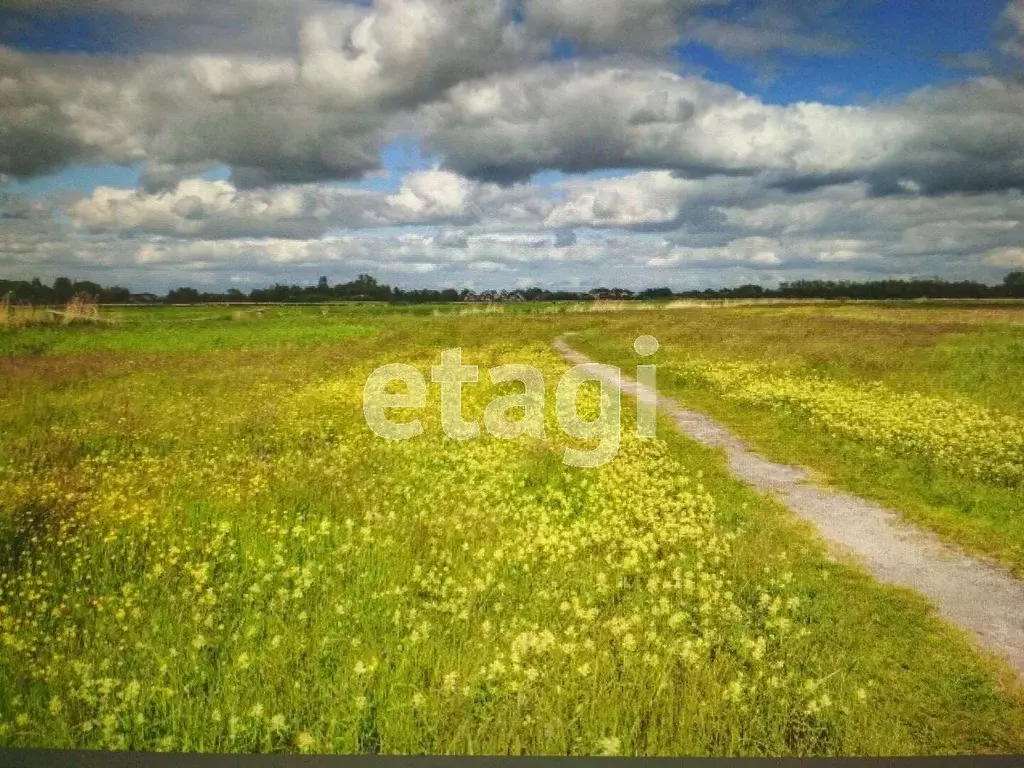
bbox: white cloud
[385,170,479,221]
[381,169,557,225]
[1,164,1016,289]
[545,171,757,229]
[522,0,714,52]
[3,5,1024,195]
[2,0,1023,290]
[421,63,907,182]
[65,170,557,237]
[299,1,534,105]
[715,183,1024,257]
[999,0,1024,58]
[423,63,1024,196]
[545,172,688,228]
[984,246,1024,267]
[0,46,387,184]
[69,179,382,238]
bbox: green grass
[0,307,1022,755]
[573,303,1024,575]
[0,306,379,357]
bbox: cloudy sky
[1,0,1023,292]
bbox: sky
[1,0,1023,292]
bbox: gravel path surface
[554,335,1024,679]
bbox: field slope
[1,306,1022,755]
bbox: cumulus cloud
[69,178,386,238]
[100,231,622,275]
[0,46,388,184]
[382,169,555,225]
[433,228,470,248]
[984,246,1024,267]
[520,0,857,59]
[420,63,896,182]
[64,169,557,238]
[4,1,1023,197]
[999,0,1024,59]
[0,2,526,184]
[862,77,1024,195]
[2,0,1023,290]
[6,165,1017,289]
[0,48,144,176]
[646,236,785,268]
[421,63,1024,196]
[0,2,528,185]
[2,0,858,61]
[299,1,534,107]
[0,191,52,222]
[545,171,756,229]
[384,170,480,223]
[715,184,1024,261]
[522,0,716,53]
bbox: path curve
[554,335,1024,680]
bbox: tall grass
[0,310,1022,754]
[575,303,1024,574]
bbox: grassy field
[1,304,1023,755]
[575,302,1024,577]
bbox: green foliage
[577,302,1024,574]
[1005,272,1024,298]
[4,274,1024,307]
[0,306,377,356]
[0,307,1022,754]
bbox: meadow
[1,303,1023,755]
[575,301,1024,576]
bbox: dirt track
[554,335,1024,680]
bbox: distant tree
[1005,272,1024,298]
[29,277,51,303]
[53,276,74,302]
[731,284,764,299]
[100,286,131,303]
[72,280,103,298]
[167,287,201,304]
[639,287,674,299]
[5,272,1023,306]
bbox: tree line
[3,272,1024,305]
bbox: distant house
[129,293,161,304]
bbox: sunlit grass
[0,308,1022,754]
[575,302,1024,575]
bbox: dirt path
[554,336,1024,680]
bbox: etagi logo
[362,336,660,468]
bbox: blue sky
[1,0,1022,291]
[693,0,1012,102]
